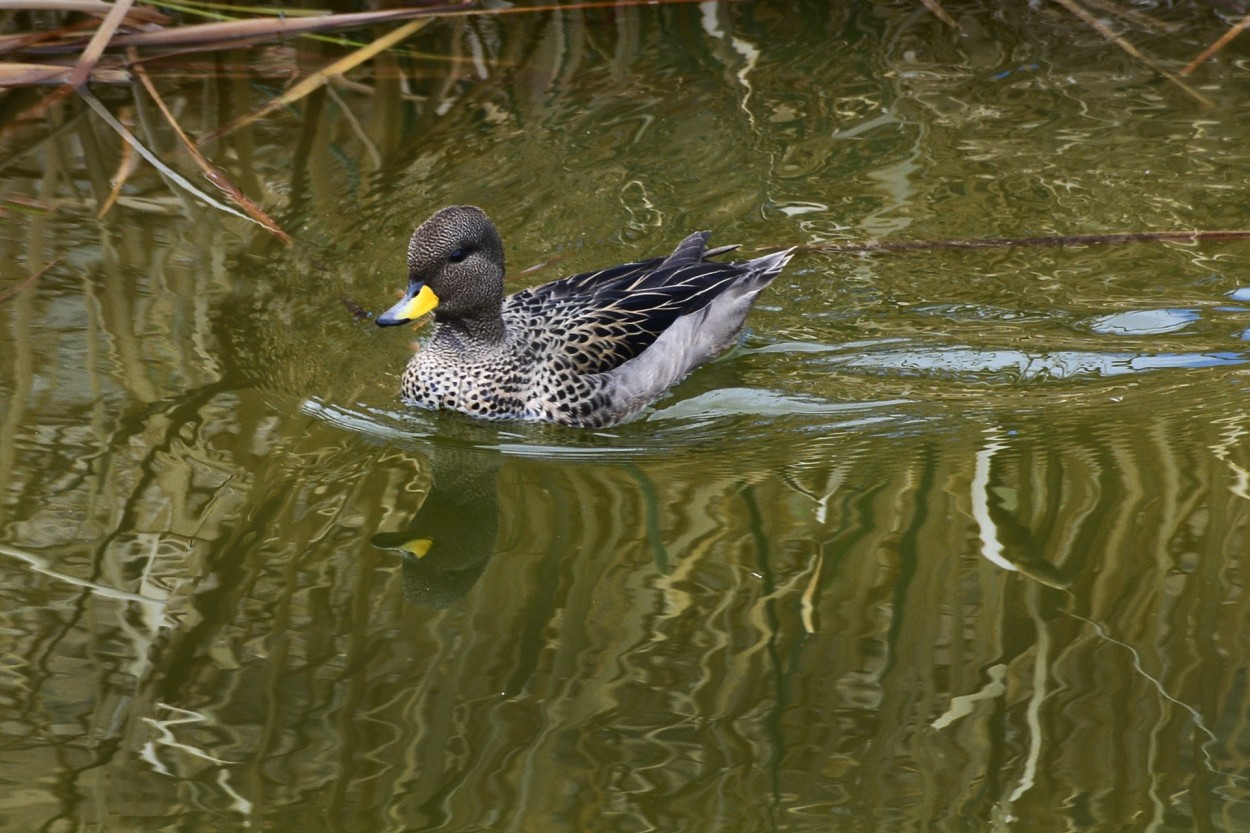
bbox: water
[4,2,1250,830]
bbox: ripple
[300,390,923,466]
[825,344,1248,381]
[1087,308,1201,336]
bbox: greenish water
[4,2,1250,830]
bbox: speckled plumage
[376,206,794,428]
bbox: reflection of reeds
[4,0,1245,252]
[6,369,1250,826]
[199,16,431,144]
[2,3,467,242]
[0,254,59,303]
[1051,0,1211,106]
[0,0,722,242]
[128,49,286,235]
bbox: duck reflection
[371,446,502,609]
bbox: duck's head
[376,205,506,327]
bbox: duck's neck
[441,313,507,346]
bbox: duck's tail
[601,245,796,422]
[741,247,796,290]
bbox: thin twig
[128,47,292,243]
[806,228,1250,256]
[78,88,263,227]
[1181,11,1250,76]
[1079,0,1179,33]
[0,256,63,304]
[423,0,732,20]
[1050,0,1213,107]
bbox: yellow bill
[398,538,433,559]
[376,283,440,327]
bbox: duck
[376,205,794,428]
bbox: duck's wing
[510,257,781,376]
[515,256,664,303]
[514,231,739,302]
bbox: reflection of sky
[827,345,1246,379]
[1088,308,1200,335]
[650,389,911,420]
[751,299,1250,382]
[750,331,1249,381]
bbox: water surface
[4,2,1250,831]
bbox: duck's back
[502,234,792,425]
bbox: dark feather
[510,258,768,375]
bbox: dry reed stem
[918,0,958,29]
[97,113,138,217]
[22,5,470,52]
[1050,0,1213,107]
[0,18,102,58]
[128,47,291,243]
[201,17,430,143]
[0,61,127,85]
[0,6,166,57]
[12,0,111,11]
[1181,11,1250,75]
[10,0,712,56]
[68,0,133,87]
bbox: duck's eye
[449,248,467,263]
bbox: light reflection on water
[4,2,1250,831]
